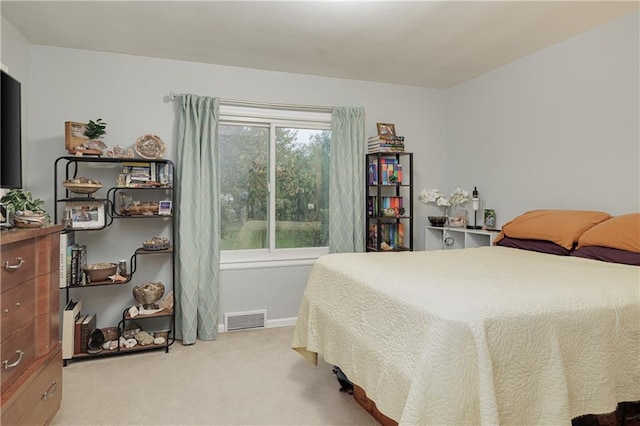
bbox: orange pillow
[495,210,611,250]
[576,213,640,253]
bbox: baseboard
[217,316,297,333]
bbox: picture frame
[158,200,172,216]
[376,122,396,137]
[64,121,88,153]
[65,200,105,230]
[484,209,496,229]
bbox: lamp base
[466,225,483,230]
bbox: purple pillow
[496,236,571,255]
[570,246,640,266]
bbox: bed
[292,211,640,425]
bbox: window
[219,105,331,265]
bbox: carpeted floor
[51,326,377,425]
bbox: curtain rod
[168,92,333,113]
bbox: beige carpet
[51,326,377,425]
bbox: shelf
[55,155,176,365]
[67,278,131,288]
[136,246,174,255]
[69,343,169,360]
[113,214,173,219]
[424,225,500,250]
[124,307,174,320]
[56,156,174,164]
[365,152,413,252]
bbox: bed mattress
[292,247,640,425]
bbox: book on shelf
[380,223,405,249]
[74,314,87,354]
[62,299,82,359]
[59,230,76,288]
[70,244,87,286]
[367,158,403,185]
[80,314,96,353]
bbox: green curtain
[175,95,220,344]
[329,107,365,253]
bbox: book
[74,315,87,354]
[80,314,97,353]
[368,135,405,142]
[71,244,87,286]
[59,231,76,288]
[62,299,82,359]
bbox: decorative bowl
[13,211,47,228]
[63,182,103,194]
[133,282,165,309]
[428,216,447,227]
[63,177,103,194]
[83,262,118,282]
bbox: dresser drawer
[1,349,62,426]
[1,322,35,392]
[1,279,35,342]
[1,241,35,293]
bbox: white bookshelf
[424,226,500,251]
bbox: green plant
[84,118,107,139]
[0,189,50,222]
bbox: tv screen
[1,70,23,189]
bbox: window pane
[219,124,269,250]
[275,127,330,249]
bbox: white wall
[24,46,446,327]
[447,11,640,226]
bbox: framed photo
[158,200,172,216]
[66,201,105,230]
[64,121,88,153]
[484,209,496,229]
[376,122,396,137]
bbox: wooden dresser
[1,225,64,426]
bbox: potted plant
[82,118,108,152]
[84,118,107,140]
[0,189,50,228]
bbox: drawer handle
[3,257,25,270]
[41,381,58,401]
[3,350,24,369]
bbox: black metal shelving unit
[54,156,176,364]
[365,152,413,252]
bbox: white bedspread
[292,247,640,425]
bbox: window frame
[219,104,331,269]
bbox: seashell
[83,138,108,150]
[154,337,165,345]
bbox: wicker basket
[143,241,170,251]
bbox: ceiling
[2,1,638,89]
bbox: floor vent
[224,309,267,332]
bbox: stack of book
[368,135,405,153]
[118,162,174,188]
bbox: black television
[1,69,23,189]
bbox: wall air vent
[224,309,267,332]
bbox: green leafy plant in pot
[84,118,107,140]
[0,189,50,228]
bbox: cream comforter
[292,247,640,425]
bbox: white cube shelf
[424,226,500,251]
